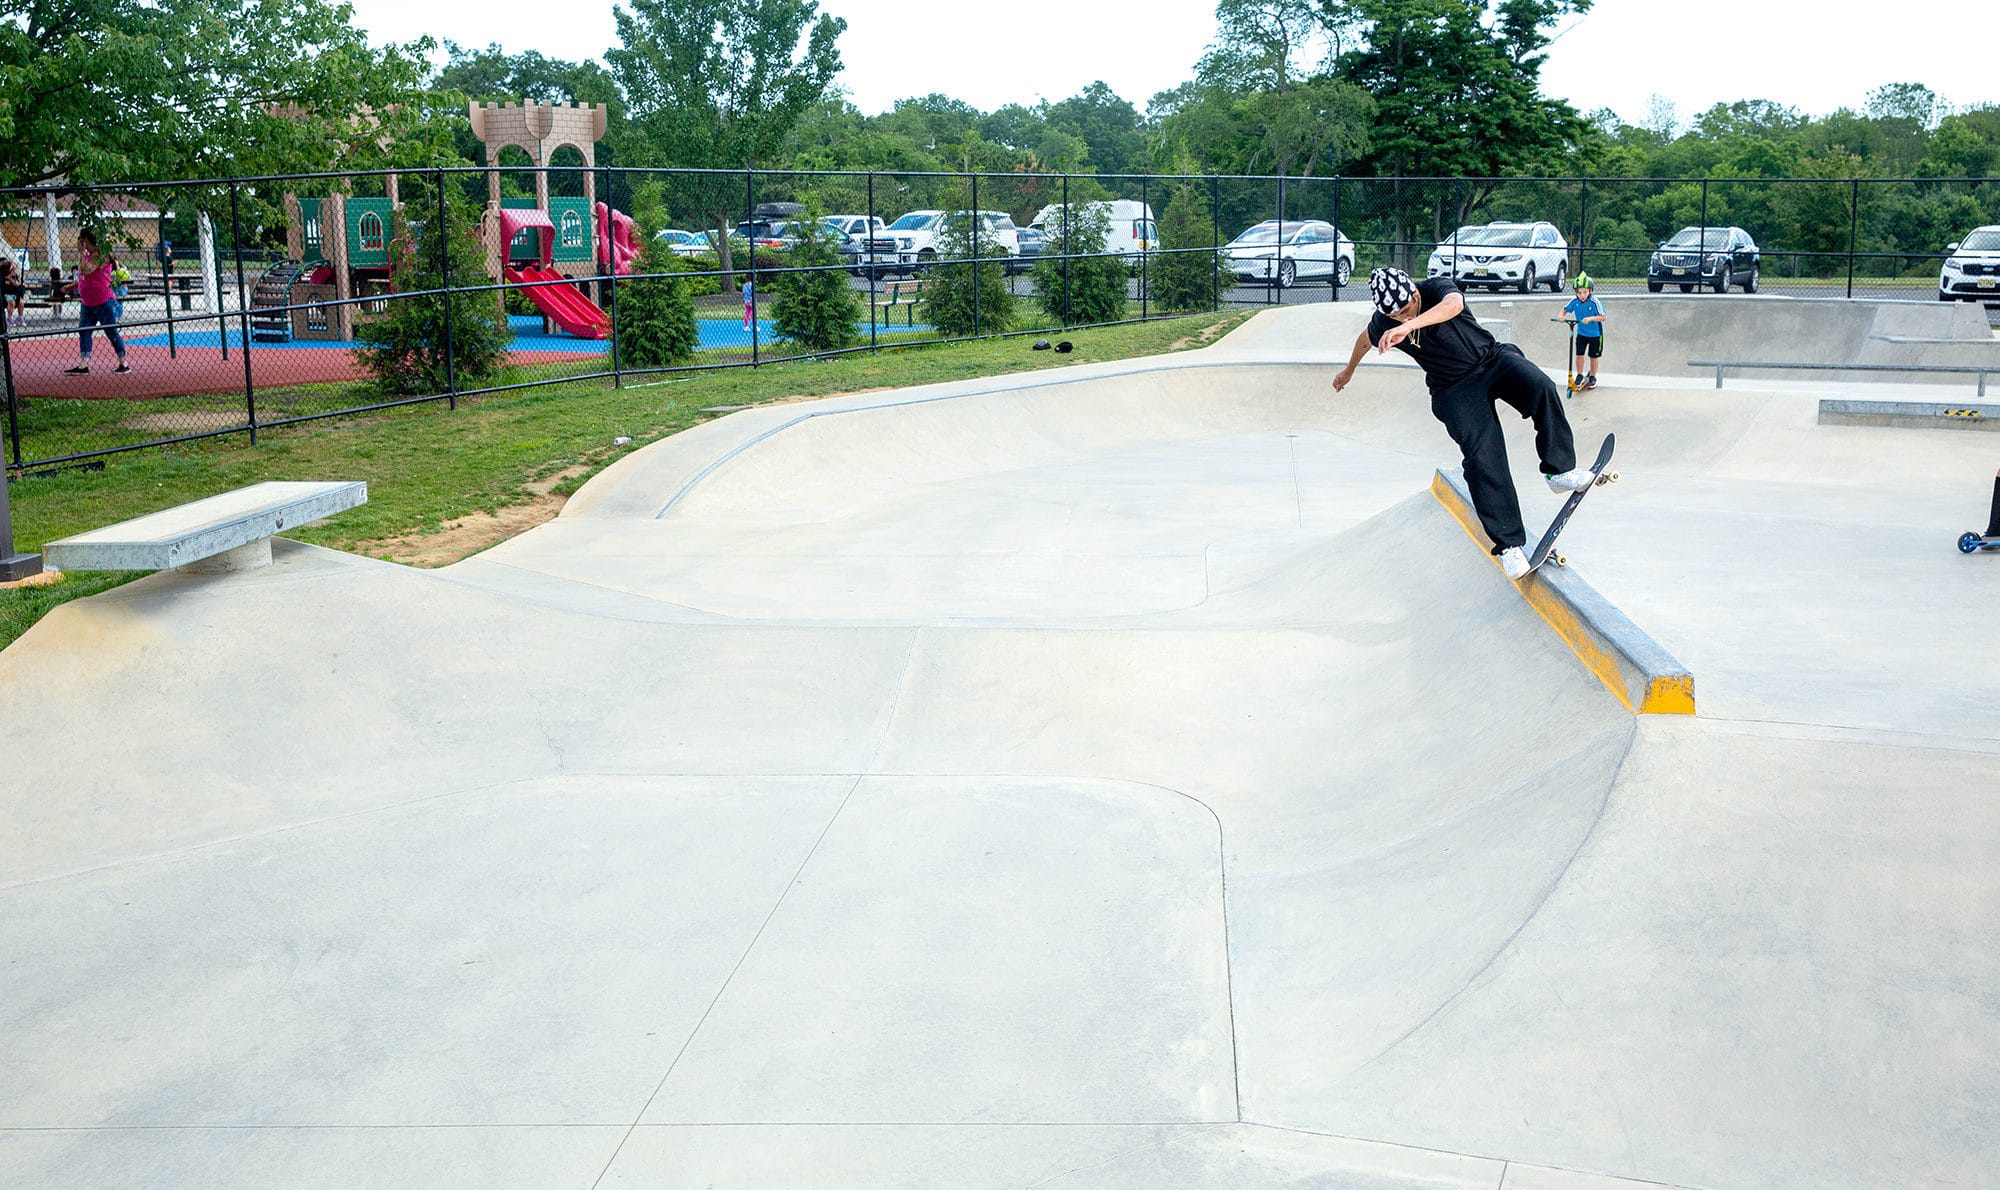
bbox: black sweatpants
[1431,345,1578,550]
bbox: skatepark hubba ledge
[1,299,1996,1188]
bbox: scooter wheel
[1960,531,1982,554]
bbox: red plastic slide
[504,263,610,339]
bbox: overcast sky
[349,0,1995,127]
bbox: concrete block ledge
[1818,398,1999,431]
[1431,469,1695,715]
[45,481,367,573]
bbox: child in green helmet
[1561,274,1606,390]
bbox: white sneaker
[1546,467,1596,493]
[1498,547,1531,580]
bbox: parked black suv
[1648,226,1760,293]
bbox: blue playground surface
[126,315,930,354]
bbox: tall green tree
[1333,0,1591,256]
[0,0,435,187]
[607,0,845,282]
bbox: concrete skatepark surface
[2,298,1997,1188]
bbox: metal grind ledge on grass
[44,481,367,574]
[1431,468,1695,715]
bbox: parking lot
[838,268,2000,329]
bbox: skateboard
[1526,432,1619,574]
[1957,531,2000,554]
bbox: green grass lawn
[2,309,1253,651]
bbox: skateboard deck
[1958,531,2000,554]
[1526,432,1617,574]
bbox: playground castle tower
[468,101,610,209]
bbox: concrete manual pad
[4,300,1999,1187]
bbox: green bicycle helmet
[1573,272,1595,290]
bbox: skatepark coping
[1430,468,1695,715]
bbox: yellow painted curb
[1431,470,1695,716]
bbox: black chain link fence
[5,168,1996,472]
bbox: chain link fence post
[867,172,878,351]
[228,181,257,444]
[435,168,459,409]
[1846,178,1859,300]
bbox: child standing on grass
[1561,273,1606,390]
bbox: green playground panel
[299,198,326,265]
[550,197,594,264]
[346,198,394,267]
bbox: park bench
[44,481,367,575]
[873,278,928,328]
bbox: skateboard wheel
[1552,552,1567,566]
[1960,531,1981,554]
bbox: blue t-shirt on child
[1563,295,1604,337]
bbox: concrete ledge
[45,481,367,572]
[1818,398,2000,431]
[1431,469,1695,715]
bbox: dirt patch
[1167,316,1246,352]
[348,463,592,568]
[122,409,247,434]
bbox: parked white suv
[1429,220,1569,292]
[881,209,1021,274]
[1939,226,2000,305]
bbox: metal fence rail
[2,166,1996,473]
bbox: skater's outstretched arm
[1330,330,1372,392]
[1377,289,1464,352]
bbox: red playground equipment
[469,100,640,340]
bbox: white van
[1030,199,1159,262]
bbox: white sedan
[1224,220,1355,288]
[653,229,713,257]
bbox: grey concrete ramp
[4,302,1998,1188]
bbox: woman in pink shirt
[66,229,129,375]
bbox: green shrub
[767,209,861,352]
[920,213,1013,337]
[1150,179,1226,313]
[1032,202,1127,326]
[614,228,699,369]
[353,176,507,396]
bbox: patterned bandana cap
[1369,267,1417,315]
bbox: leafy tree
[0,0,436,187]
[353,175,507,395]
[614,220,699,368]
[1032,202,1126,327]
[608,0,845,283]
[1045,82,1145,176]
[921,208,1012,337]
[768,201,860,351]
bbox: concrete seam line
[650,356,1402,520]
[1429,470,1695,716]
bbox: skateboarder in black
[1332,267,1597,580]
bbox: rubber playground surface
[2,297,1996,1188]
[9,316,931,399]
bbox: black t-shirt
[1366,277,1500,392]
